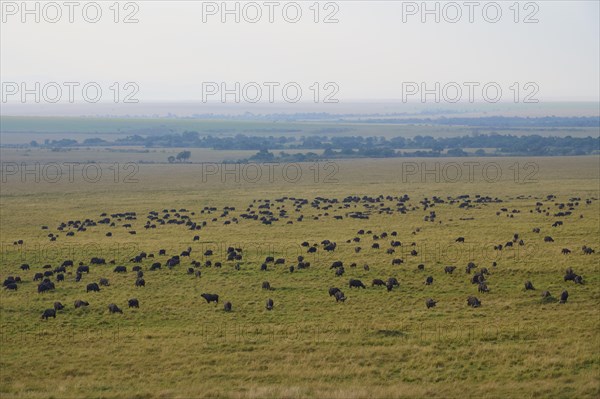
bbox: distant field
[0,153,598,398]
[2,116,598,145]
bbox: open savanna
[0,155,599,398]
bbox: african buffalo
[425,276,433,285]
[86,283,100,292]
[560,290,568,304]
[329,287,341,297]
[201,293,219,304]
[524,281,535,290]
[334,291,346,302]
[467,296,481,308]
[74,299,89,308]
[444,266,456,274]
[108,303,123,314]
[224,302,232,312]
[41,308,56,320]
[135,278,145,287]
[425,298,437,309]
[349,279,366,289]
[113,266,127,273]
[265,298,274,310]
[372,279,385,287]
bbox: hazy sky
[1,0,599,105]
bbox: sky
[1,0,599,108]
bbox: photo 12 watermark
[1,1,140,23]
[400,1,540,24]
[201,82,339,103]
[200,1,340,24]
[200,162,339,184]
[402,81,540,103]
[400,161,539,184]
[1,162,140,184]
[1,82,140,104]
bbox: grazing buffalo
[86,283,100,292]
[349,279,366,289]
[41,309,56,320]
[20,264,30,270]
[560,290,568,304]
[201,293,219,304]
[425,276,433,285]
[56,273,65,282]
[38,281,55,293]
[391,258,403,265]
[108,303,123,314]
[4,283,17,291]
[478,283,489,293]
[77,265,90,274]
[329,287,341,297]
[574,275,584,284]
[561,248,571,255]
[467,296,481,308]
[386,282,394,292]
[564,268,577,281]
[74,300,89,308]
[456,237,465,243]
[195,270,201,278]
[224,302,232,312]
[524,281,535,290]
[541,291,552,299]
[544,236,554,242]
[33,273,44,281]
[444,266,456,274]
[262,281,272,290]
[388,277,399,287]
[53,302,64,310]
[159,249,166,255]
[289,265,295,273]
[99,278,110,286]
[135,278,145,287]
[334,291,346,302]
[150,262,162,271]
[260,263,268,271]
[265,298,274,310]
[418,264,425,270]
[114,266,127,273]
[335,267,345,277]
[425,298,437,309]
[372,279,386,287]
[128,298,139,308]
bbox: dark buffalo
[4,283,17,291]
[224,302,232,312]
[114,266,127,273]
[38,281,55,293]
[135,278,145,287]
[349,279,366,289]
[41,308,56,320]
[108,303,123,314]
[478,283,489,293]
[444,266,456,274]
[128,298,139,308]
[33,273,44,281]
[560,290,568,304]
[99,278,110,286]
[53,302,64,310]
[74,299,89,308]
[201,293,219,304]
[425,276,433,285]
[262,281,272,290]
[372,279,385,287]
[77,265,90,274]
[329,287,341,297]
[425,298,437,309]
[265,298,274,310]
[388,277,399,287]
[524,281,535,290]
[334,291,346,302]
[86,283,100,292]
[467,296,481,308]
[456,237,465,243]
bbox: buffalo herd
[1,194,595,321]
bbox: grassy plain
[0,154,599,398]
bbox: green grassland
[0,155,599,398]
